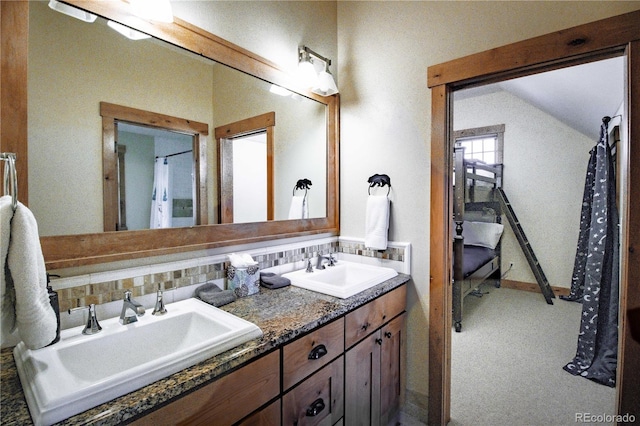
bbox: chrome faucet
[316,253,337,270]
[68,304,102,335]
[120,291,145,324]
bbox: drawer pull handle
[306,398,326,417]
[361,322,370,331]
[375,338,383,345]
[384,331,392,338]
[308,344,328,360]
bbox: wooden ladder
[496,188,555,304]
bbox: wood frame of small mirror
[101,102,210,231]
[0,1,339,269]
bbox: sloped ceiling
[456,56,625,141]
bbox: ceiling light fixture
[297,46,338,97]
[129,0,174,23]
[48,0,97,23]
[107,20,152,40]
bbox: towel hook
[367,173,391,197]
[1,152,18,211]
[293,178,312,196]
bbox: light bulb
[298,60,319,89]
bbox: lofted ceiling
[456,56,625,141]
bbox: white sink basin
[282,261,398,298]
[13,297,262,426]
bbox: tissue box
[227,264,260,297]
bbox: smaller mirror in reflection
[117,123,195,231]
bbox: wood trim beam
[100,102,209,135]
[618,39,640,419]
[428,10,640,88]
[0,1,29,205]
[428,84,452,426]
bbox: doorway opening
[449,56,623,424]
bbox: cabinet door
[283,356,344,426]
[380,313,405,425]
[344,331,381,426]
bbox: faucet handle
[328,253,337,266]
[306,259,314,273]
[69,304,102,335]
[152,284,168,316]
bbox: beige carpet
[449,283,616,426]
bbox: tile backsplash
[51,236,410,313]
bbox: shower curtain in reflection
[150,157,172,229]
[561,122,619,387]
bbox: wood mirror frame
[427,11,640,425]
[1,1,339,269]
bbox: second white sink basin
[13,297,262,426]
[283,260,398,298]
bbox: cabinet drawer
[283,356,344,426]
[345,285,406,348]
[283,318,344,390]
[132,350,279,426]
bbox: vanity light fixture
[297,45,339,96]
[107,20,152,40]
[129,0,174,23]
[48,0,97,23]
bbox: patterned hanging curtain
[562,121,620,387]
[150,157,172,229]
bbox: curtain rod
[156,149,192,159]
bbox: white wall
[336,0,640,407]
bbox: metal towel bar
[1,152,18,211]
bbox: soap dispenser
[46,273,61,345]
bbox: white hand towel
[288,195,306,219]
[1,195,16,342]
[7,202,57,349]
[365,195,390,250]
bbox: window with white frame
[454,124,505,165]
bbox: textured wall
[336,0,640,407]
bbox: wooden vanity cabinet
[344,286,406,426]
[132,284,406,426]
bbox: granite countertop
[0,273,410,425]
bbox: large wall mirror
[11,0,338,268]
